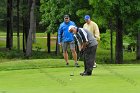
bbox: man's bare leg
[71,48,79,67]
[63,51,69,65]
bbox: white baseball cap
[68,25,76,31]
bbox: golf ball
[70,79,72,80]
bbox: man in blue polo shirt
[58,15,79,67]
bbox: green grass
[0,30,6,36]
[0,32,57,51]
[0,59,140,93]
[0,30,6,47]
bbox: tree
[109,18,114,63]
[40,0,139,60]
[120,0,140,60]
[6,0,13,50]
[0,0,7,27]
[26,0,36,57]
[137,32,140,59]
[115,7,123,64]
[89,0,122,63]
[40,0,91,53]
[17,0,20,51]
[89,0,140,63]
[40,0,70,53]
[22,0,30,53]
[47,32,51,53]
[136,20,140,59]
[32,0,36,44]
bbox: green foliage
[76,9,91,24]
[123,35,136,44]
[35,46,42,51]
[0,49,63,60]
[0,49,24,59]
[40,0,92,33]
[100,31,136,50]
[0,0,7,16]
[100,30,116,49]
[96,47,112,63]
[0,0,7,27]
[0,52,5,58]
[39,0,140,37]
[89,0,140,37]
[0,0,140,63]
[40,0,69,33]
[0,46,138,64]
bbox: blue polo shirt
[58,21,76,43]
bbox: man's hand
[58,43,62,46]
[82,42,89,50]
[79,49,84,57]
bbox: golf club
[70,55,81,76]
[69,34,84,76]
[70,66,76,76]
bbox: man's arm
[78,28,89,50]
[81,42,89,50]
[94,23,100,41]
[58,25,63,45]
[74,34,82,51]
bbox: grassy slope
[0,59,140,93]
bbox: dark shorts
[62,41,75,52]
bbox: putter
[70,57,81,76]
[69,41,83,76]
[70,66,76,76]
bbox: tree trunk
[47,33,51,53]
[55,33,60,55]
[23,15,30,53]
[23,20,26,53]
[32,1,36,43]
[17,0,20,51]
[6,0,13,50]
[115,17,123,64]
[22,0,30,53]
[136,32,140,59]
[109,18,114,63]
[32,16,36,43]
[26,0,35,57]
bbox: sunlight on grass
[0,59,140,93]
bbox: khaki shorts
[62,41,75,52]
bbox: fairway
[0,59,140,93]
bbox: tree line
[1,0,140,63]
[6,0,39,57]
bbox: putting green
[0,59,140,93]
